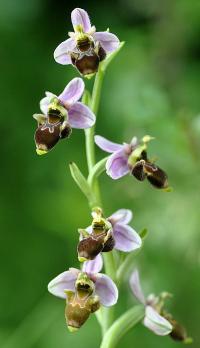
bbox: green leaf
[100,305,144,348]
[69,162,97,207]
[139,228,148,240]
[87,157,108,187]
[116,248,142,283]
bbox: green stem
[84,67,117,334]
[84,67,105,207]
[87,157,108,188]
[103,252,116,281]
[90,66,105,114]
[100,305,145,348]
[117,249,140,284]
[83,46,126,339]
[85,66,105,173]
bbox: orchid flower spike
[78,208,142,262]
[95,135,169,189]
[54,8,120,76]
[48,257,118,331]
[130,269,192,343]
[33,78,95,155]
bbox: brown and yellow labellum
[34,110,71,155]
[78,229,115,261]
[78,231,107,261]
[78,211,115,261]
[65,273,100,331]
[169,319,188,342]
[71,36,106,76]
[131,161,146,182]
[131,158,168,189]
[143,162,168,189]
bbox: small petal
[86,225,92,234]
[95,135,123,153]
[144,306,173,336]
[71,8,91,32]
[82,254,103,274]
[68,102,95,129]
[48,269,79,299]
[109,209,133,225]
[54,38,76,65]
[113,223,142,252]
[106,149,129,179]
[33,113,47,125]
[40,92,56,114]
[95,273,118,307]
[130,136,138,147]
[129,269,146,304]
[93,32,119,52]
[58,78,85,106]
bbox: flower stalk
[100,305,145,348]
[83,65,117,333]
[34,7,191,348]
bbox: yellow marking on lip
[78,256,88,262]
[36,148,47,155]
[68,326,78,333]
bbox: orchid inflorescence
[33,7,191,347]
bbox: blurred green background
[1,0,200,347]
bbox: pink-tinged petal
[54,38,76,65]
[144,306,173,336]
[106,149,129,179]
[109,209,133,225]
[71,8,91,32]
[58,78,84,106]
[113,223,142,252]
[48,268,79,299]
[95,135,123,153]
[40,92,56,114]
[82,254,103,274]
[93,32,119,52]
[68,102,95,129]
[129,269,146,304]
[95,273,118,307]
